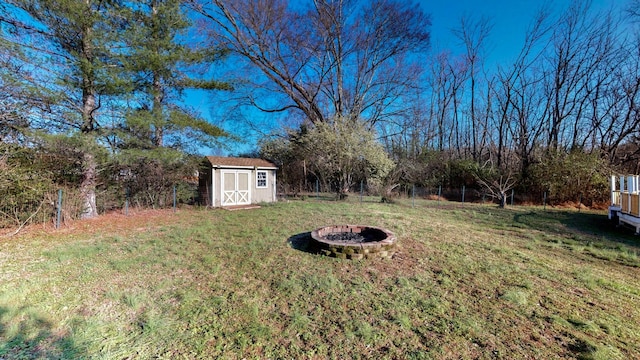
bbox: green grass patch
[1,200,640,358]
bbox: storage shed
[199,156,278,207]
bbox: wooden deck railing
[620,192,640,217]
[612,190,621,207]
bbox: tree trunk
[499,192,506,208]
[80,24,99,219]
[152,0,164,147]
[153,71,164,147]
[80,151,98,219]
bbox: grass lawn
[1,198,639,359]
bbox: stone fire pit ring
[311,225,396,259]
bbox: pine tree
[106,0,231,205]
[1,0,231,216]
[1,0,124,218]
[119,0,230,152]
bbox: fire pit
[311,225,396,259]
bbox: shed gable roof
[205,156,277,169]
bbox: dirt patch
[1,208,179,240]
[547,200,611,211]
[553,201,589,210]
[514,200,609,211]
[425,194,448,201]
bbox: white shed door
[221,170,251,206]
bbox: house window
[256,170,268,188]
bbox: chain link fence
[3,178,593,235]
[277,178,587,210]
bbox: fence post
[56,189,62,229]
[578,193,582,213]
[462,186,465,205]
[173,185,177,213]
[543,192,547,211]
[412,184,415,208]
[438,185,442,207]
[511,189,514,206]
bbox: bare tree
[542,1,624,152]
[425,51,466,153]
[189,0,430,125]
[475,159,518,208]
[453,15,492,161]
[629,0,640,17]
[490,6,552,171]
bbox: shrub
[529,150,610,204]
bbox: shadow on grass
[282,193,384,204]
[287,232,322,255]
[0,306,82,359]
[513,210,640,250]
[280,194,340,202]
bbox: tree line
[0,0,230,221]
[393,0,640,205]
[1,0,639,222]
[220,0,640,206]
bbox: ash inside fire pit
[323,228,384,243]
[324,232,366,242]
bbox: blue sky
[423,0,622,66]
[197,0,626,156]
